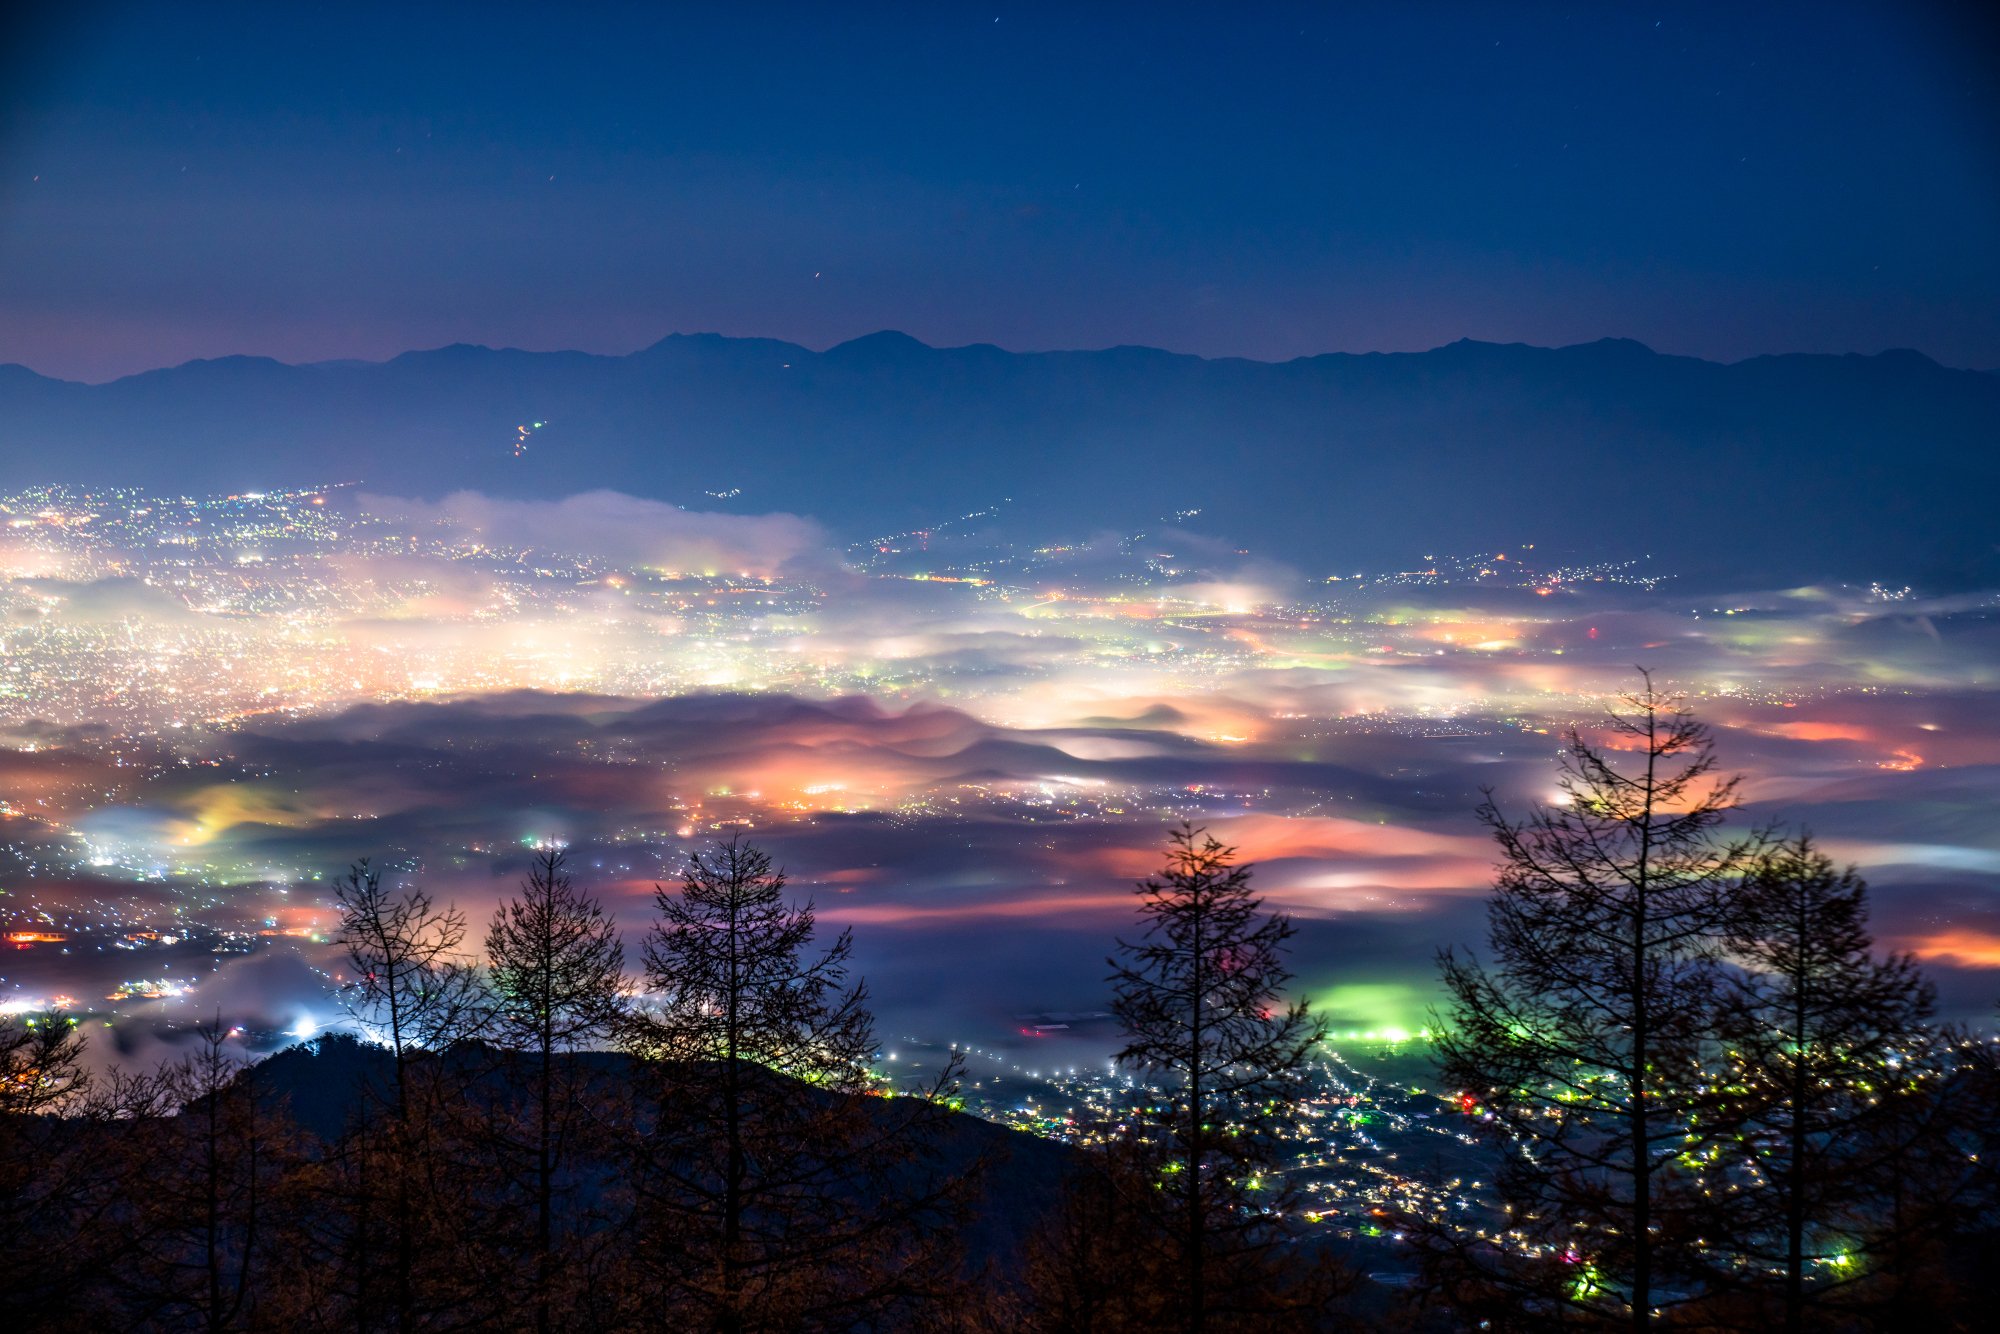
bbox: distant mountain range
[3,333,1995,587]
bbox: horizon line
[0,329,1982,387]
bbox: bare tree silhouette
[108,1018,307,1331]
[332,858,488,1327]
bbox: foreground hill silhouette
[2,1032,1101,1328]
[248,1033,1075,1269]
[4,333,1996,586]
[4,1033,1411,1329]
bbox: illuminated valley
[4,485,1994,1062]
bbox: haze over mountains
[3,333,1995,588]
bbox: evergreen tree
[1107,822,1331,1333]
[1708,835,1949,1330]
[1424,675,1763,1329]
[485,845,626,1334]
[619,836,969,1332]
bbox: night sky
[3,1,1997,382]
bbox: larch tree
[1106,822,1331,1334]
[1424,674,1763,1330]
[1708,835,1950,1331]
[619,836,969,1333]
[485,845,626,1334]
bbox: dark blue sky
[3,1,1995,381]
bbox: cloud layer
[363,489,829,576]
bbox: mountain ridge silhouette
[3,332,1993,587]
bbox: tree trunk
[538,1016,554,1334]
[1631,724,1658,1332]
[1784,921,1810,1334]
[1187,899,1205,1334]
[721,890,745,1334]
[206,1082,223,1334]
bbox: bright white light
[292,1013,316,1040]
